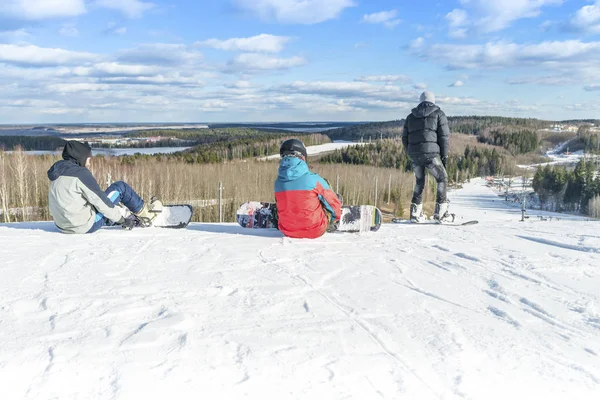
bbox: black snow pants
[411,156,448,205]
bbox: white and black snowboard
[391,217,478,226]
[136,205,193,229]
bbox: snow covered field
[262,141,367,160]
[519,139,598,170]
[1,179,599,399]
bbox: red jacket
[275,157,342,239]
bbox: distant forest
[118,134,331,164]
[124,127,301,145]
[533,159,600,214]
[326,121,404,141]
[0,136,65,151]
[320,140,509,182]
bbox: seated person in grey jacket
[47,140,159,234]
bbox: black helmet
[280,138,307,159]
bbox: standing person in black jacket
[402,91,452,223]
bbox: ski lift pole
[521,195,527,222]
[218,181,224,223]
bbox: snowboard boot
[410,203,427,223]
[434,201,455,223]
[134,197,163,227]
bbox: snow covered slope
[261,141,366,160]
[1,180,599,400]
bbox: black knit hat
[62,140,92,167]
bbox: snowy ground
[1,179,599,400]
[261,141,367,160]
[519,139,598,170]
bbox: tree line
[476,129,540,155]
[320,140,510,183]
[448,116,551,136]
[116,134,331,165]
[92,138,192,149]
[326,121,404,141]
[0,136,66,151]
[532,159,600,215]
[125,127,297,145]
[0,147,423,223]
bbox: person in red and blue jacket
[274,139,342,239]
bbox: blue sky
[1,0,599,123]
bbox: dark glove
[118,216,136,230]
[441,156,448,169]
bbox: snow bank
[519,140,598,170]
[261,141,367,160]
[1,179,599,399]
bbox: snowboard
[391,217,478,226]
[236,202,382,233]
[236,202,278,229]
[138,205,193,229]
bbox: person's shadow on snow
[0,222,285,237]
[187,223,284,238]
[0,222,60,233]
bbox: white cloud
[413,83,428,90]
[506,75,575,86]
[453,0,562,33]
[70,62,162,77]
[449,80,464,87]
[354,42,368,49]
[5,99,64,108]
[101,75,203,86]
[355,75,411,83]
[585,84,600,91]
[106,26,127,35]
[48,83,111,93]
[540,20,554,31]
[234,0,355,24]
[0,43,99,66]
[436,96,481,106]
[268,80,485,115]
[412,39,600,87]
[118,44,203,66]
[569,1,600,34]
[446,9,469,38]
[228,53,307,71]
[0,29,30,40]
[274,81,416,102]
[0,0,86,20]
[447,8,468,27]
[410,37,425,50]
[413,40,600,70]
[58,24,79,37]
[362,10,401,28]
[197,34,291,53]
[96,0,154,18]
[224,80,253,89]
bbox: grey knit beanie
[420,91,435,104]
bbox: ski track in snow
[1,178,599,399]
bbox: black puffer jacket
[402,102,450,163]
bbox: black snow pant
[411,156,448,205]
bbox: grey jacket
[48,158,123,234]
[402,102,450,163]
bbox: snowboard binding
[410,203,427,223]
[434,201,454,224]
